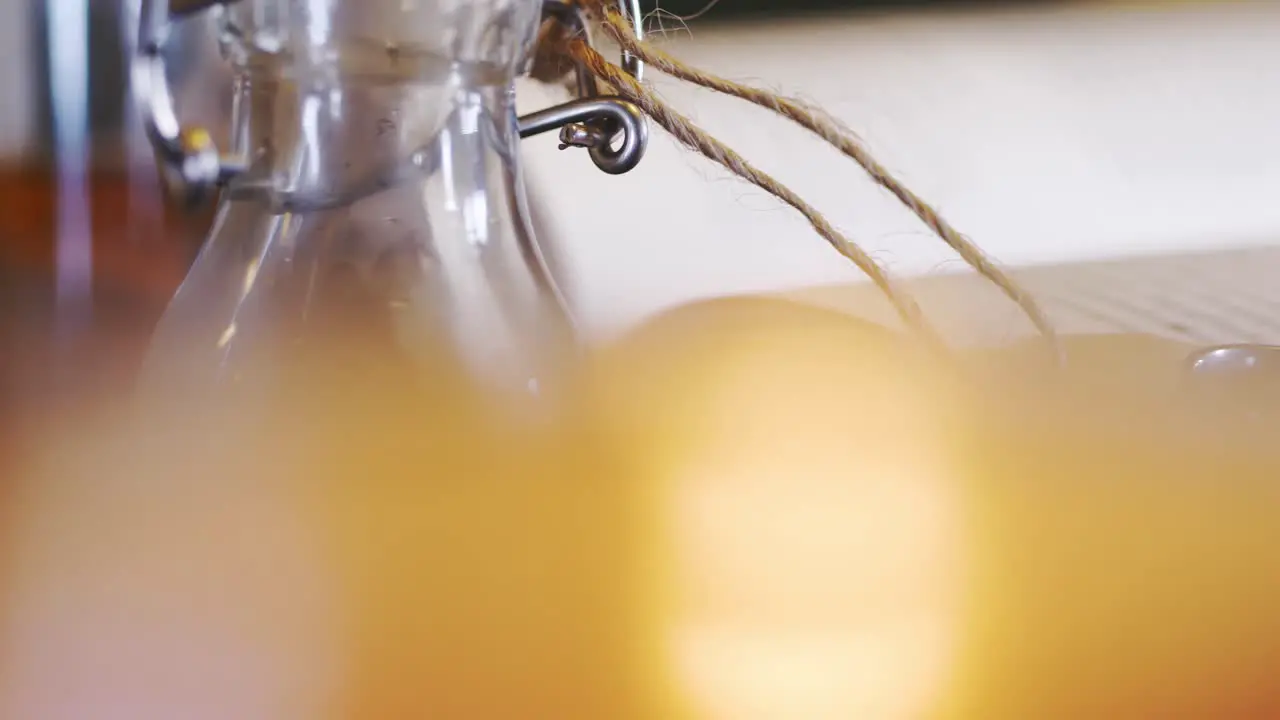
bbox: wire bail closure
[134,0,649,201]
[516,0,647,175]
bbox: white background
[514,1,1280,337]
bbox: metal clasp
[1185,343,1280,419]
[1186,344,1280,379]
[516,0,647,175]
[135,0,247,201]
[133,0,649,199]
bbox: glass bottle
[132,0,647,410]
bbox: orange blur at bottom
[3,297,1279,719]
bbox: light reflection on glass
[49,0,93,349]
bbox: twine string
[568,38,947,352]
[539,2,1060,357]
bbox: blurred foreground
[3,296,1278,719]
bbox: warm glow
[622,309,965,720]
[10,298,1280,718]
[666,456,960,719]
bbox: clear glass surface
[139,0,574,406]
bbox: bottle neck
[226,68,520,210]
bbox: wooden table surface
[0,167,209,415]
